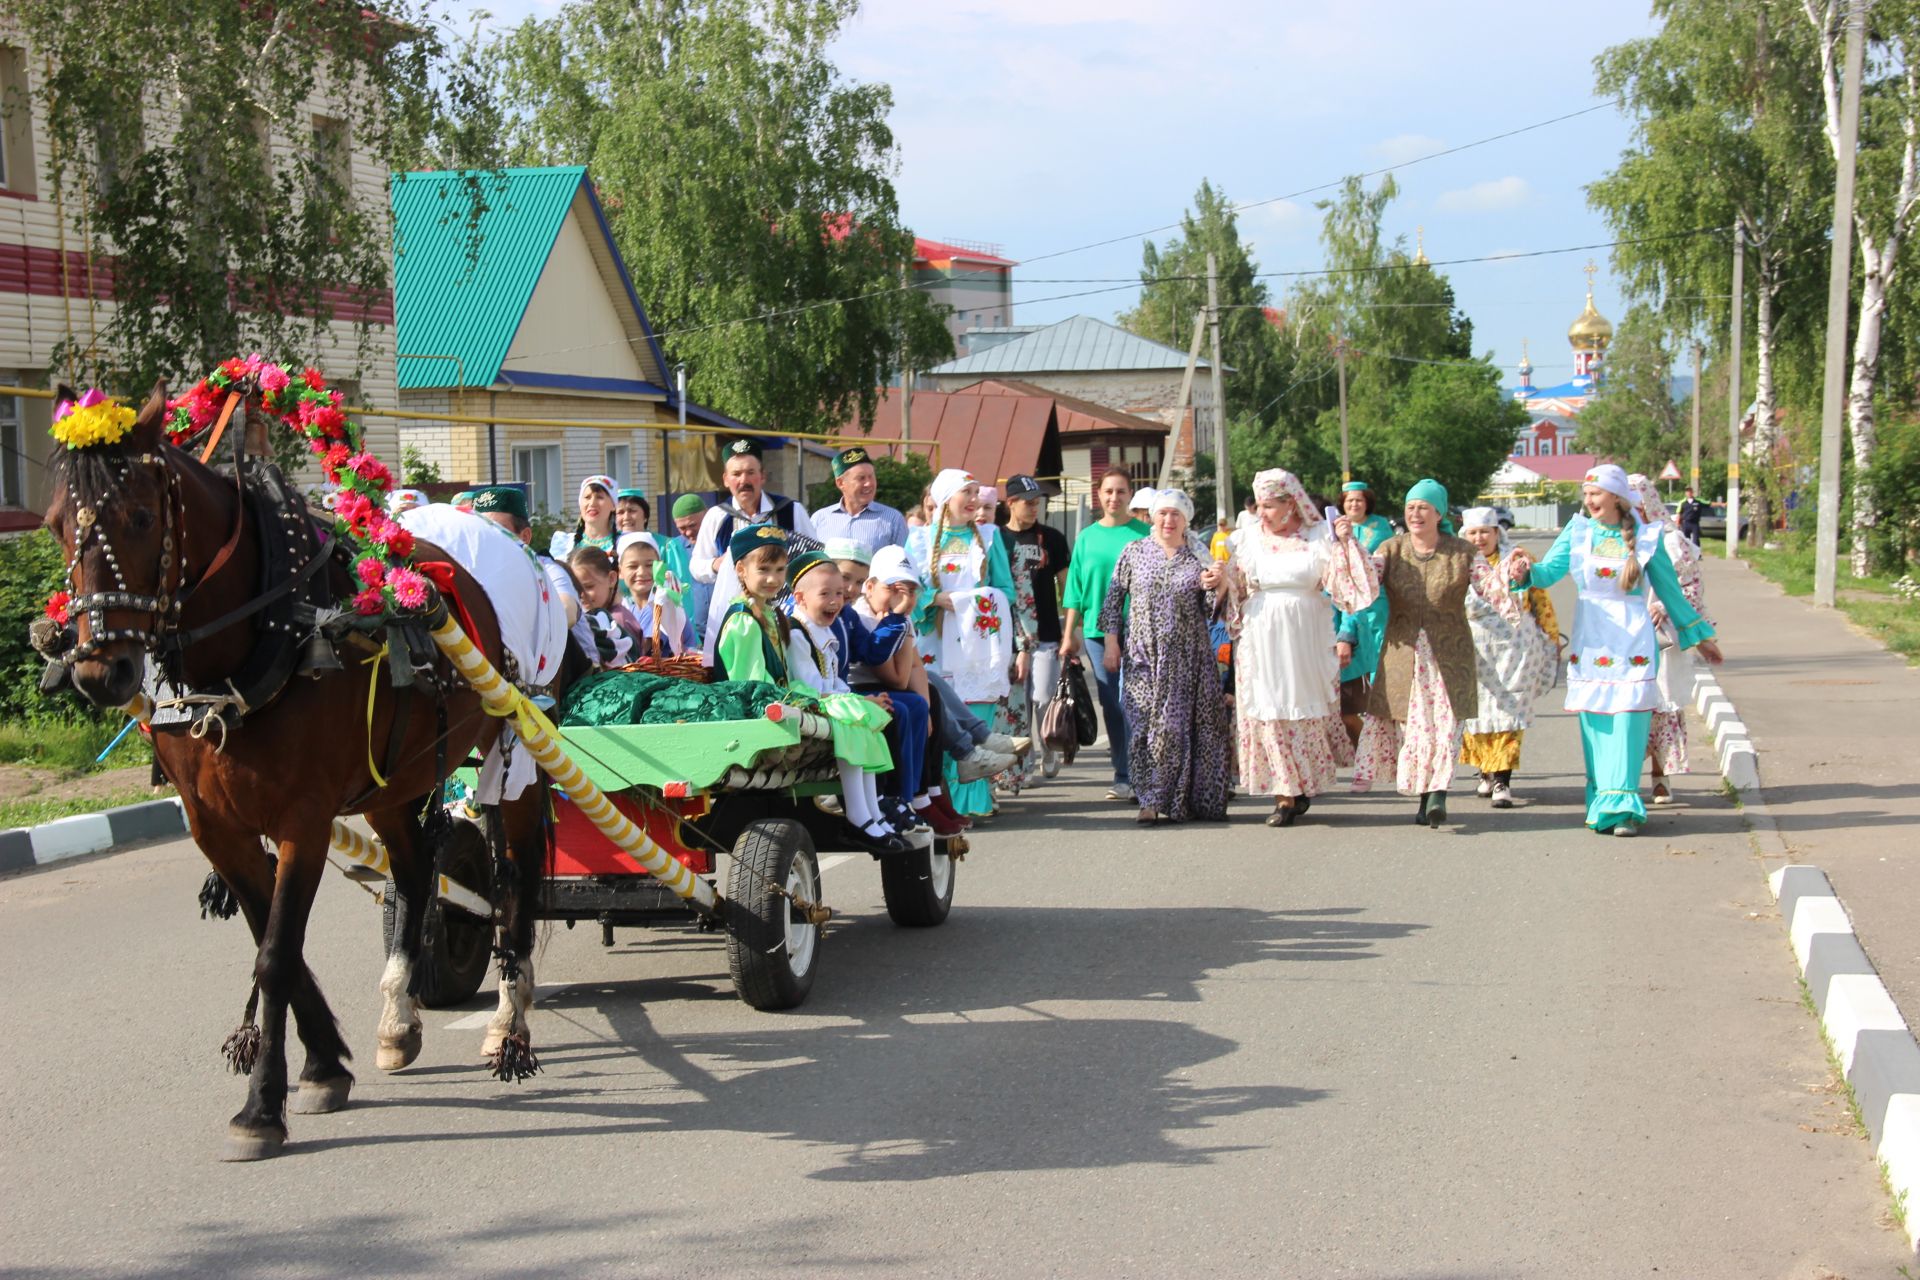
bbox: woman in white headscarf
[1629,474,1712,802]
[1510,464,1723,836]
[1456,507,1561,809]
[907,468,1018,816]
[1098,488,1233,823]
[1228,468,1379,827]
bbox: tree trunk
[1748,272,1779,546]
[1848,233,1892,575]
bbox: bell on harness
[299,629,345,677]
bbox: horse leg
[479,795,546,1082]
[223,819,331,1161]
[190,813,353,1111]
[366,802,436,1073]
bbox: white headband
[1149,488,1194,521]
[1461,506,1501,530]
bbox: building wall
[0,22,397,510]
[501,198,653,385]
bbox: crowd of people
[392,443,1723,844]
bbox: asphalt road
[2,613,1909,1276]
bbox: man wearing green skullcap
[1355,477,1479,829]
[662,492,711,647]
[470,484,530,526]
[813,443,909,556]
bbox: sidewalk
[1699,554,1920,1021]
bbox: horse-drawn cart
[324,621,961,1015]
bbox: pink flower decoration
[258,364,290,394]
[355,556,386,588]
[387,567,429,610]
[352,586,387,616]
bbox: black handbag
[1063,658,1099,747]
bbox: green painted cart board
[558,716,814,795]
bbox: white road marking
[445,980,579,1030]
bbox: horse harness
[39,396,457,796]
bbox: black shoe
[1294,794,1311,818]
[1426,791,1447,828]
[1414,793,1430,825]
[842,819,908,855]
[1267,802,1295,828]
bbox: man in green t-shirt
[1060,467,1150,800]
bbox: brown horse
[46,382,570,1160]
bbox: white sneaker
[1042,748,1061,778]
[1107,782,1135,801]
[1490,783,1513,809]
[1612,821,1641,838]
[956,746,1016,783]
[1475,775,1493,798]
[983,732,1033,758]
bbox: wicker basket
[617,629,709,683]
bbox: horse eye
[129,508,156,532]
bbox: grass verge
[1742,544,1920,664]
[0,785,168,830]
[0,716,153,772]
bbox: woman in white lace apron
[906,468,1016,817]
[1510,464,1723,836]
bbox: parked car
[1696,501,1752,540]
[1490,505,1516,530]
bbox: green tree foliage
[1229,175,1509,502]
[0,531,80,721]
[1117,180,1291,419]
[14,0,499,395]
[488,0,952,435]
[1574,307,1687,475]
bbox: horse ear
[54,383,77,406]
[130,379,168,451]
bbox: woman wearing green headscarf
[1332,481,1396,739]
[1351,478,1484,828]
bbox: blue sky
[452,0,1665,386]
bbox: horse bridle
[61,447,191,667]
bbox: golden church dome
[1568,260,1613,349]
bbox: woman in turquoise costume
[1332,480,1396,738]
[1508,464,1723,837]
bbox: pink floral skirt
[1352,630,1462,796]
[1648,708,1689,775]
[1238,713,1352,797]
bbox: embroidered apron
[1565,520,1661,715]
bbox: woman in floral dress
[1456,508,1561,809]
[907,468,1016,817]
[1098,489,1233,824]
[1229,469,1379,828]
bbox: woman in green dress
[1333,481,1396,739]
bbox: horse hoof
[221,1124,286,1162]
[479,1027,507,1058]
[290,1075,353,1114]
[375,1028,423,1072]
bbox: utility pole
[900,367,913,447]
[1816,1,1868,607]
[1689,340,1702,497]
[1207,253,1228,523]
[1725,222,1745,563]
[1336,320,1351,482]
[1156,309,1208,490]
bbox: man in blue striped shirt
[812,446,909,556]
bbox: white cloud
[1372,133,1448,165]
[1434,177,1532,212]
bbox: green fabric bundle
[560,669,789,728]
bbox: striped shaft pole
[426,612,721,915]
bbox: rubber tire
[417,818,494,1009]
[724,819,821,1011]
[880,837,956,927]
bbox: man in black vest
[692,436,820,659]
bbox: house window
[310,114,350,199]
[604,442,631,488]
[513,445,562,515]
[0,46,35,196]
[0,380,25,507]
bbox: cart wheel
[880,835,956,927]
[725,819,821,1011]
[417,817,494,1009]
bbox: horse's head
[45,381,179,709]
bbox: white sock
[838,761,878,827]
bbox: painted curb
[1771,864,1920,1254]
[1690,662,1762,794]
[0,797,187,875]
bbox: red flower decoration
[216,357,250,384]
[1595,566,1617,579]
[1593,656,1614,667]
[1630,654,1651,667]
[45,591,71,625]
[302,367,326,391]
[1568,654,1579,665]
[351,586,387,616]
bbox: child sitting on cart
[714,526,911,855]
[568,544,642,667]
[614,532,694,657]
[823,541,932,837]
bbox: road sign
[1659,460,1682,480]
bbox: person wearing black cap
[691,435,819,660]
[813,445,910,556]
[1000,474,1072,785]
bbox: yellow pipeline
[424,613,722,916]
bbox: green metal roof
[389,166,588,391]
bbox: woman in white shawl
[1228,468,1379,827]
[1456,507,1561,808]
[907,468,1017,816]
[1629,474,1711,803]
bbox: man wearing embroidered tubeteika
[1509,464,1723,837]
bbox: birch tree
[1803,0,1920,574]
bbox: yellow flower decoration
[50,390,137,450]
